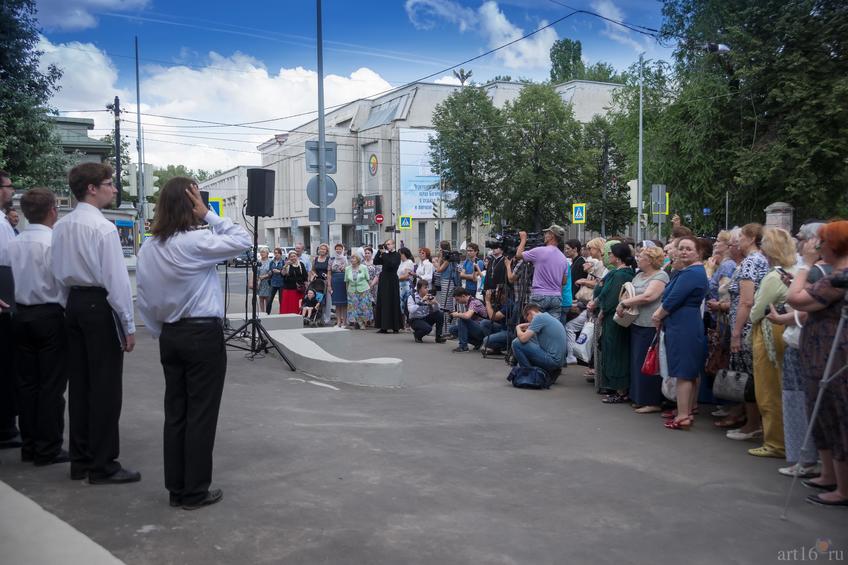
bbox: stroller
[303,279,326,327]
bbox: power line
[546,0,661,37]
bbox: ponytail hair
[611,242,636,269]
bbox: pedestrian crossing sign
[399,216,413,230]
[572,203,586,224]
[482,211,492,226]
[209,197,224,218]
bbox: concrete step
[266,327,403,387]
[226,312,304,331]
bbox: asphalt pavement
[0,271,844,564]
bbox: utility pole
[316,0,329,244]
[109,96,122,207]
[135,36,145,227]
[637,52,644,243]
[601,134,608,238]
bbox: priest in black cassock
[373,238,402,333]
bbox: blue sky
[36,0,673,170]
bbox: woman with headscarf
[587,243,636,403]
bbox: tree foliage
[621,0,848,229]
[581,116,632,236]
[550,38,623,84]
[429,87,503,239]
[0,0,68,190]
[498,84,584,231]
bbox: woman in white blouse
[417,247,434,286]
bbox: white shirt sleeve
[191,211,252,266]
[99,226,136,335]
[419,261,434,283]
[407,294,420,317]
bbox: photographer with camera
[434,240,461,334]
[515,225,569,319]
[448,287,488,352]
[406,280,447,343]
[483,241,508,293]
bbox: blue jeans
[449,318,486,348]
[530,294,561,319]
[511,338,560,371]
[484,330,509,352]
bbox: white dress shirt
[136,210,251,338]
[52,202,136,334]
[0,224,67,306]
[417,259,434,284]
[0,209,16,247]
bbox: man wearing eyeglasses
[52,163,140,484]
[0,171,20,448]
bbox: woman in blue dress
[651,236,709,430]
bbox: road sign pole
[316,0,329,244]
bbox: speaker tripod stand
[225,214,296,371]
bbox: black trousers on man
[66,287,124,479]
[0,312,19,442]
[160,318,226,506]
[410,310,445,341]
[14,303,68,462]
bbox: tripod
[504,261,534,365]
[225,215,296,371]
[781,286,848,518]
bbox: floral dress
[727,251,769,374]
[257,259,272,297]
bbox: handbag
[572,319,595,363]
[713,353,751,402]
[613,282,639,327]
[575,275,595,304]
[782,310,802,348]
[641,331,660,376]
[507,367,553,390]
[705,314,730,375]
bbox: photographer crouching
[406,280,447,343]
[513,303,567,381]
[515,224,569,319]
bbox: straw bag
[613,282,639,327]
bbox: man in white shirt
[137,178,250,510]
[0,170,20,448]
[52,162,139,484]
[0,189,69,465]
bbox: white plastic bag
[573,319,595,363]
[659,330,677,401]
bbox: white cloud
[405,0,477,32]
[433,74,462,85]
[35,0,148,31]
[477,1,557,69]
[590,0,646,53]
[38,37,393,172]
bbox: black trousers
[410,310,445,340]
[0,312,18,440]
[14,303,68,462]
[66,287,125,479]
[266,286,282,314]
[160,319,226,505]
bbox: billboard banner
[398,128,456,219]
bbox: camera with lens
[441,249,463,263]
[485,228,544,257]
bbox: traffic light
[141,164,159,197]
[126,164,138,196]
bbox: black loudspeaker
[246,168,275,217]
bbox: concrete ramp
[227,312,304,331]
[266,327,404,387]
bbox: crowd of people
[275,218,848,510]
[1,163,846,512]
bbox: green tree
[429,87,503,240]
[497,84,583,231]
[584,62,622,83]
[0,0,68,190]
[653,0,848,226]
[452,68,473,86]
[99,133,135,204]
[549,38,585,83]
[581,116,632,236]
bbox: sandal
[662,409,677,419]
[601,393,630,404]
[714,416,746,429]
[583,369,595,378]
[664,416,693,430]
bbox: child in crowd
[300,289,319,319]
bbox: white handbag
[613,282,639,327]
[782,310,802,349]
[573,319,595,363]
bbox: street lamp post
[637,52,644,243]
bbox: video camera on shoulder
[441,249,463,263]
[485,228,544,257]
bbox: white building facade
[207,79,620,253]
